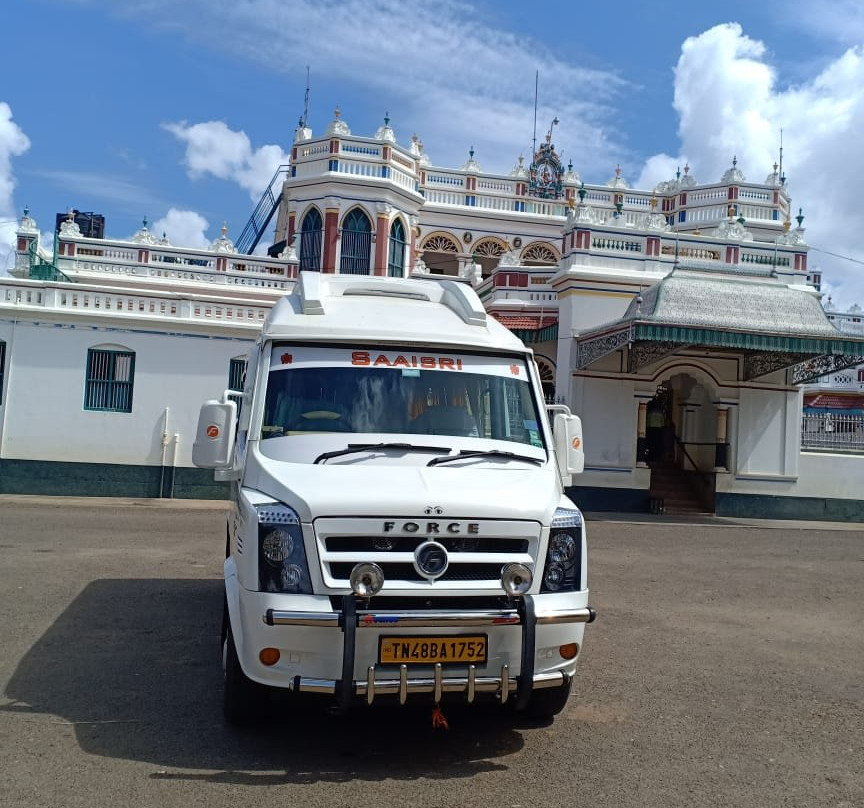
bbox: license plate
[378,635,487,665]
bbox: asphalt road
[1,497,862,808]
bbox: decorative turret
[606,165,629,189]
[18,206,38,234]
[210,222,236,253]
[509,155,528,178]
[721,155,746,184]
[460,146,481,173]
[130,216,156,245]
[563,160,580,186]
[374,113,396,143]
[765,162,782,186]
[325,107,351,137]
[60,210,82,238]
[678,163,696,188]
[409,134,430,165]
[294,117,313,143]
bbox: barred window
[299,208,323,272]
[84,348,135,412]
[387,219,406,277]
[228,356,247,410]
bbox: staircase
[648,462,712,515]
[235,164,291,254]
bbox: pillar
[714,406,729,470]
[322,197,340,273]
[636,401,648,466]
[374,203,391,276]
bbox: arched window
[535,358,555,402]
[340,208,372,275]
[472,238,506,278]
[521,242,559,266]
[420,232,460,276]
[387,219,407,277]
[299,208,323,272]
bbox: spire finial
[683,163,690,175]
[334,106,341,119]
[796,208,804,227]
[615,164,621,178]
[221,221,228,237]
[676,165,681,180]
[469,145,474,159]
[732,155,738,168]
[384,111,390,125]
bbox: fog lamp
[350,562,385,598]
[501,562,532,597]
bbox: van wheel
[223,623,265,725]
[522,678,572,720]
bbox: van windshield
[260,346,546,449]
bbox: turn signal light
[259,647,281,666]
[559,643,579,660]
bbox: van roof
[262,272,527,353]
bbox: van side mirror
[553,411,584,479]
[192,400,237,469]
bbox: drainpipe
[159,407,170,497]
[168,432,179,499]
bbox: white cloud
[163,120,290,200]
[106,0,628,174]
[640,23,864,308]
[0,102,31,274]
[152,208,210,249]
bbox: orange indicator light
[259,647,281,666]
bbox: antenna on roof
[778,127,784,182]
[300,65,311,128]
[532,70,539,159]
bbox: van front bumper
[240,593,595,710]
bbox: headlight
[256,503,313,594]
[541,508,583,593]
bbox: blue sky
[3,0,864,307]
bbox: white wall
[736,387,800,478]
[0,319,254,467]
[572,376,636,468]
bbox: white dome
[374,115,396,143]
[325,107,351,137]
[509,155,528,178]
[130,218,156,244]
[721,156,746,184]
[210,224,236,253]
[460,147,481,173]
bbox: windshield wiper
[314,443,451,464]
[427,449,543,467]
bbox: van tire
[523,678,572,720]
[223,622,265,725]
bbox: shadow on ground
[2,579,523,782]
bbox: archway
[420,232,460,276]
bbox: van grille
[314,517,540,591]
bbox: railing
[676,437,718,512]
[801,413,864,451]
[0,280,271,326]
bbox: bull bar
[262,596,596,710]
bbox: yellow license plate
[379,635,487,665]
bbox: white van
[193,272,594,723]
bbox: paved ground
[1,497,862,808]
